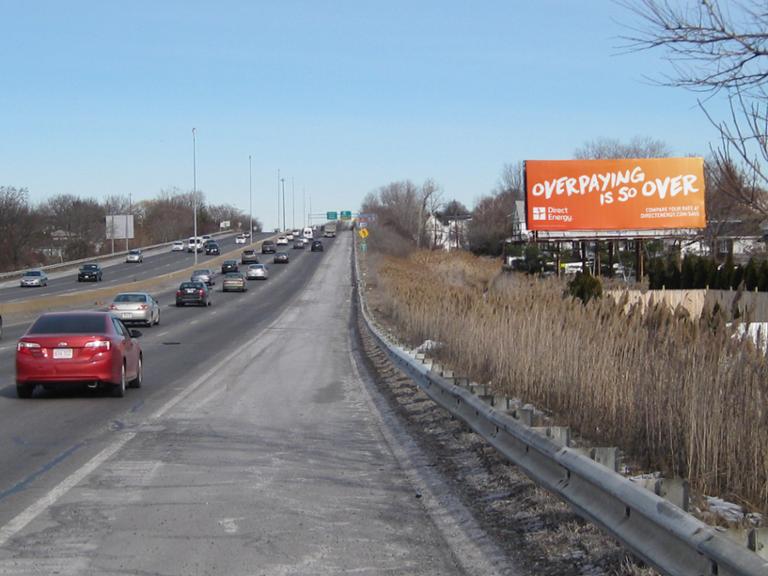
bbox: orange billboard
[525,158,706,232]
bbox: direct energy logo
[532,206,573,223]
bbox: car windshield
[114,294,147,303]
[24,271,42,277]
[180,282,203,290]
[129,250,140,255]
[29,314,106,334]
[192,270,209,276]
[82,264,99,270]
[225,273,241,278]
[249,264,264,270]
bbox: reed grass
[368,250,768,515]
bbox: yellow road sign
[358,228,369,239]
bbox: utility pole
[192,127,198,266]
[281,178,286,232]
[249,155,253,241]
[125,193,131,252]
[303,186,306,227]
[291,177,295,230]
[277,168,281,231]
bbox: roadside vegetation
[362,248,768,516]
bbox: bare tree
[417,178,441,248]
[574,136,671,160]
[493,161,525,200]
[622,0,768,214]
[0,187,38,270]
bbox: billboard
[105,215,134,240]
[525,158,706,232]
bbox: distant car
[286,232,294,241]
[302,227,314,240]
[241,249,259,264]
[202,234,212,241]
[235,234,248,245]
[221,259,239,274]
[20,270,48,287]
[273,252,289,264]
[176,281,212,307]
[78,263,103,282]
[310,240,324,252]
[15,311,143,398]
[190,268,215,286]
[245,263,269,280]
[293,239,305,249]
[276,236,288,246]
[261,241,276,254]
[109,292,160,327]
[171,241,185,252]
[125,249,143,263]
[222,272,247,292]
[205,242,221,256]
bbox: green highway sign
[340,210,352,220]
[326,211,338,221]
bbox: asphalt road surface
[0,233,474,575]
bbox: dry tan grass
[368,250,768,515]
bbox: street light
[249,155,253,241]
[277,168,281,232]
[291,177,295,230]
[192,127,198,265]
[281,178,286,232]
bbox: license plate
[121,312,133,319]
[53,348,73,359]
[186,288,196,293]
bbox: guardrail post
[749,528,768,559]
[590,447,620,473]
[657,477,689,512]
[514,407,534,426]
[532,426,571,447]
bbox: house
[425,212,471,251]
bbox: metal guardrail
[353,247,768,576]
[0,230,237,282]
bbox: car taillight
[85,340,111,350]
[109,303,117,310]
[176,290,182,296]
[139,304,149,310]
[17,341,41,352]
[198,289,205,296]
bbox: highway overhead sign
[326,211,338,221]
[340,211,352,220]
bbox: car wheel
[129,356,143,389]
[16,382,33,399]
[207,299,212,307]
[112,364,126,397]
[154,312,160,326]
[176,302,183,307]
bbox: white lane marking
[0,432,137,548]
[154,330,169,338]
[188,319,200,325]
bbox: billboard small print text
[525,158,706,232]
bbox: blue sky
[0,1,728,230]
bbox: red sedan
[16,311,143,398]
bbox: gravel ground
[352,295,659,576]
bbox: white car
[286,233,294,241]
[276,236,288,246]
[109,292,160,327]
[20,270,48,287]
[235,234,247,244]
[171,241,185,252]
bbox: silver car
[246,263,269,280]
[191,268,215,286]
[20,270,48,287]
[109,292,160,326]
[126,249,143,263]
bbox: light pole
[281,178,286,232]
[249,155,253,241]
[291,177,295,230]
[277,168,281,232]
[125,193,131,252]
[192,127,198,265]
[303,186,306,228]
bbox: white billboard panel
[106,215,135,240]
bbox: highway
[0,233,272,303]
[0,233,471,574]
